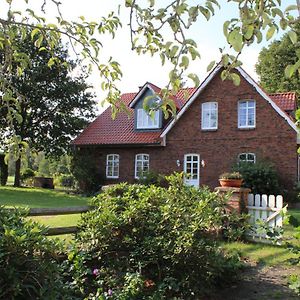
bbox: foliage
[0,153,8,186]
[20,167,35,186]
[70,151,101,193]
[219,172,243,180]
[256,23,300,95]
[72,173,243,299]
[137,170,164,186]
[0,0,299,152]
[222,213,250,242]
[54,174,76,188]
[0,207,73,299]
[233,161,280,194]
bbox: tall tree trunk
[14,158,21,187]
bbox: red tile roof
[269,92,297,111]
[73,86,198,146]
[73,84,297,146]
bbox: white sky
[6,0,298,110]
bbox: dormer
[129,82,163,130]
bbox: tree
[0,1,299,161]
[0,32,96,186]
[256,23,300,95]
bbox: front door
[184,154,200,187]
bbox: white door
[184,154,200,187]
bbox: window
[106,154,119,178]
[238,100,256,128]
[137,109,159,129]
[135,154,149,179]
[238,153,256,164]
[201,102,218,130]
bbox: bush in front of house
[0,207,72,299]
[233,160,280,194]
[70,152,101,193]
[54,173,76,188]
[73,173,243,299]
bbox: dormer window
[137,109,160,129]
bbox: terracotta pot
[219,179,243,188]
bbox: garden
[1,171,300,299]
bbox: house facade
[73,65,299,189]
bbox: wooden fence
[246,193,287,242]
[22,206,93,236]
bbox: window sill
[201,128,218,132]
[106,177,119,179]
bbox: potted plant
[219,172,243,188]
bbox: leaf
[285,64,295,78]
[31,28,40,40]
[285,5,298,12]
[207,60,215,72]
[187,73,200,87]
[180,56,189,69]
[266,25,276,41]
[288,31,297,44]
[228,30,243,52]
[231,73,240,86]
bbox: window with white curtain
[238,100,256,128]
[238,153,256,164]
[135,154,149,179]
[137,109,159,129]
[106,154,119,178]
[201,102,218,130]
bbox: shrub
[55,173,76,188]
[233,161,280,194]
[0,207,72,299]
[137,170,164,186]
[219,172,243,180]
[70,152,101,193]
[73,173,243,299]
[20,167,36,186]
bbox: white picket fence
[246,193,287,242]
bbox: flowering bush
[0,207,72,299]
[72,173,243,299]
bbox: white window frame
[238,100,256,129]
[238,153,256,164]
[136,109,160,129]
[135,154,149,179]
[201,102,218,130]
[106,154,120,179]
[183,153,200,187]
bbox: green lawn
[0,186,91,208]
[0,186,92,239]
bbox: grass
[0,186,92,242]
[222,209,300,267]
[0,186,91,208]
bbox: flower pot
[219,179,243,188]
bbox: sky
[5,0,298,109]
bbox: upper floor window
[201,102,218,130]
[238,100,256,128]
[106,154,119,178]
[137,109,160,129]
[135,154,149,179]
[238,153,256,164]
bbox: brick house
[73,65,299,189]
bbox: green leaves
[266,25,277,41]
[288,31,298,44]
[228,29,243,52]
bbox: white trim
[237,67,298,134]
[129,83,156,108]
[137,108,160,129]
[106,154,120,179]
[160,64,222,137]
[238,152,256,163]
[201,102,218,130]
[134,153,149,179]
[184,153,200,187]
[160,64,299,139]
[238,100,256,129]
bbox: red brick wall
[82,69,298,189]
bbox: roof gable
[160,65,299,138]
